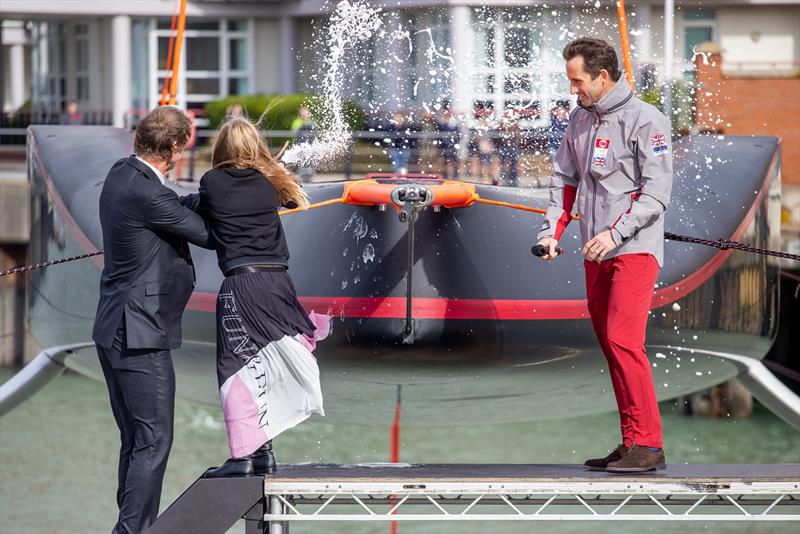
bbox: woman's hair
[212,114,309,209]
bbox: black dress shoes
[204,457,255,478]
[251,440,277,475]
[204,440,277,478]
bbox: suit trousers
[584,253,663,449]
[96,331,175,534]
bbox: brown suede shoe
[583,443,629,471]
[606,444,666,473]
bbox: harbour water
[1,369,797,533]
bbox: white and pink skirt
[215,269,329,458]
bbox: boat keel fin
[654,345,800,429]
[0,342,94,417]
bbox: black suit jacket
[92,155,211,350]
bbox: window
[186,37,219,70]
[684,27,713,61]
[31,22,67,112]
[682,9,715,62]
[354,34,377,104]
[471,8,569,126]
[427,10,452,105]
[150,18,253,109]
[75,23,90,102]
[504,27,534,68]
[132,19,149,112]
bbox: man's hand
[536,237,560,261]
[582,230,617,263]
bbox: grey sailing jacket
[538,79,673,266]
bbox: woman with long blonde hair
[199,114,328,477]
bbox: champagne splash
[282,1,383,168]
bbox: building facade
[1,0,798,127]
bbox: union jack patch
[650,132,669,155]
[592,137,610,167]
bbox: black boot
[204,457,255,478]
[251,440,277,475]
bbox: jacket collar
[126,154,164,184]
[223,166,261,179]
[579,76,634,116]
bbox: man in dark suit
[92,106,211,534]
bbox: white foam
[282,1,383,168]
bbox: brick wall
[694,50,800,186]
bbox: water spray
[282,1,383,168]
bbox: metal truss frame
[262,480,800,522]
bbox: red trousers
[584,253,663,449]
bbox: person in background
[474,116,495,184]
[226,102,245,118]
[291,106,316,181]
[417,109,439,174]
[548,99,571,161]
[386,111,412,175]
[495,110,521,187]
[61,101,83,125]
[436,107,461,179]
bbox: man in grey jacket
[536,38,672,472]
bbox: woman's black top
[199,166,290,274]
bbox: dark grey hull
[25,126,782,425]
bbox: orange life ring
[342,176,478,210]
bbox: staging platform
[146,463,800,533]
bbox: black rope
[0,230,797,278]
[664,232,800,262]
[0,251,103,277]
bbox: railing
[0,124,560,184]
[0,109,113,146]
[199,128,555,182]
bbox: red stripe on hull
[188,293,590,319]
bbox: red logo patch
[595,138,610,149]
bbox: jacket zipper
[587,111,601,237]
[582,88,633,239]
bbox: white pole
[663,0,674,123]
[111,15,132,128]
[448,5,472,118]
[8,43,26,112]
[449,5,472,163]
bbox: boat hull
[25,126,781,425]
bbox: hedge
[204,94,365,132]
[640,82,694,133]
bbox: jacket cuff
[610,226,625,244]
[612,216,636,241]
[537,229,555,242]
